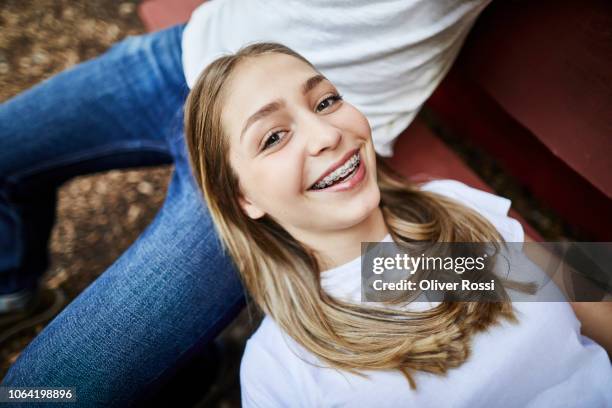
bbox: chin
[344,187,381,225]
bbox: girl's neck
[303,207,389,271]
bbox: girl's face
[222,53,380,242]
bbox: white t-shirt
[182,0,491,156]
[240,180,612,408]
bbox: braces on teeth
[312,154,360,190]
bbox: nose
[303,112,342,156]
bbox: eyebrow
[240,74,327,142]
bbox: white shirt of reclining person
[182,0,491,157]
[239,180,612,408]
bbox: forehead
[229,52,316,97]
[222,53,319,133]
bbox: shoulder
[240,317,308,407]
[419,179,524,242]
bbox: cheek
[243,157,305,208]
[355,113,372,137]
[338,104,372,139]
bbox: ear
[238,194,265,220]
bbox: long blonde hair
[185,43,519,387]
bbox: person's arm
[524,234,612,357]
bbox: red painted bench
[427,0,612,240]
[137,0,565,241]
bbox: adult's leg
[1,22,245,404]
[0,24,185,300]
[2,154,245,406]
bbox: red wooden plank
[427,68,612,240]
[460,0,612,200]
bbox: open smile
[308,149,366,192]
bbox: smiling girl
[184,43,612,407]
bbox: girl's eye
[259,93,343,152]
[316,93,343,113]
[261,130,287,151]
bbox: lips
[308,148,361,191]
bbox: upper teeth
[312,153,360,189]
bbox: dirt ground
[1,0,576,406]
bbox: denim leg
[0,23,244,407]
[0,24,188,295]
[1,22,246,404]
[2,159,245,407]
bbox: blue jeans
[0,24,245,406]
